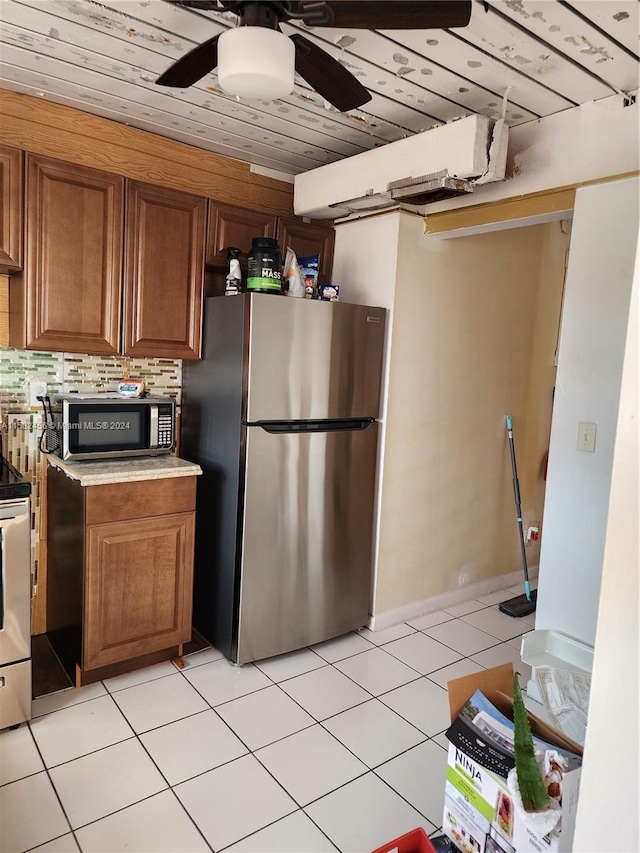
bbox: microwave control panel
[157,403,175,449]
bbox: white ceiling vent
[294,115,508,220]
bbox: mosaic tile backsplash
[2,413,46,609]
[0,348,182,412]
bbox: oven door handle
[0,500,32,517]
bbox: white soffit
[294,115,502,218]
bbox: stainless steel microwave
[53,395,176,461]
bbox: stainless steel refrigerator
[182,293,386,664]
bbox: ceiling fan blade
[156,34,220,87]
[291,33,371,112]
[305,0,472,29]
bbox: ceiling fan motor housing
[225,1,335,27]
[234,1,282,28]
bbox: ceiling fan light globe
[218,27,295,100]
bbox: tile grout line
[22,719,79,852]
[173,646,443,840]
[63,687,215,853]
[16,609,536,853]
[64,692,168,849]
[171,658,348,851]
[30,687,176,851]
[23,630,510,775]
[232,653,456,831]
[26,633,525,756]
[109,696,213,850]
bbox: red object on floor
[372,827,437,853]
[541,450,549,480]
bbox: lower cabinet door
[83,512,195,671]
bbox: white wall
[330,212,401,312]
[374,217,566,616]
[333,211,568,620]
[573,234,639,853]
[520,221,572,570]
[535,177,639,648]
[331,211,402,614]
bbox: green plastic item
[513,672,550,812]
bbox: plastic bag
[283,247,305,297]
[298,254,320,299]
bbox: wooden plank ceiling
[0,0,638,177]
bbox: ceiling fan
[156,0,472,112]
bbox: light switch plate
[577,422,597,453]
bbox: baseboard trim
[368,566,539,631]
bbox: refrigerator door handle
[247,418,375,434]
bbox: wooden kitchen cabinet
[84,513,195,671]
[0,144,23,272]
[7,148,335,355]
[12,153,124,354]
[276,216,335,285]
[205,204,335,296]
[206,200,276,270]
[10,155,206,359]
[47,466,197,686]
[123,181,206,359]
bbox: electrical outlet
[29,381,47,408]
[577,421,597,453]
[526,525,540,543]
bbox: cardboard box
[443,665,583,853]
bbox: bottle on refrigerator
[225,247,242,296]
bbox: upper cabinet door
[206,201,277,270]
[24,154,123,353]
[0,145,23,272]
[123,181,206,360]
[275,217,335,284]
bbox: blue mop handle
[506,414,531,600]
[506,415,522,513]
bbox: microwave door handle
[149,406,159,449]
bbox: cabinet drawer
[85,476,197,525]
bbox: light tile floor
[0,586,541,853]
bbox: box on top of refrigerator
[443,664,583,853]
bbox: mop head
[499,588,537,618]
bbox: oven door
[0,499,31,668]
[63,401,155,460]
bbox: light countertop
[47,454,202,486]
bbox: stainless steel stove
[0,455,32,730]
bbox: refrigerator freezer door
[246,294,386,422]
[236,422,378,664]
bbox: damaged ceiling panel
[0,0,637,176]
